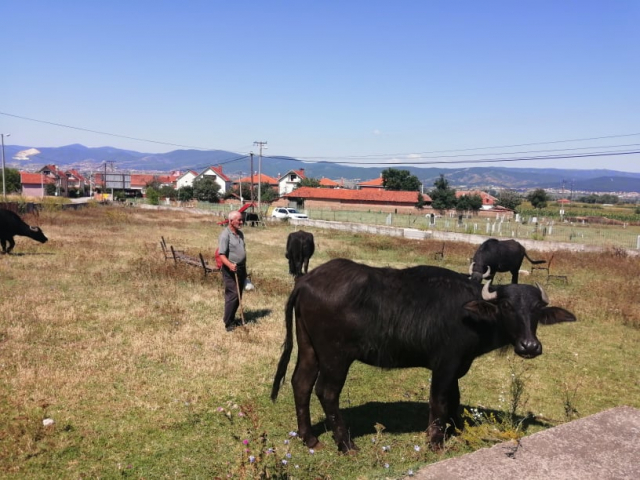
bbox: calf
[0,209,48,254]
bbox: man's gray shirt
[218,227,246,265]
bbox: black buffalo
[271,258,575,452]
[285,230,315,277]
[0,209,48,254]
[470,238,546,284]
[242,211,260,227]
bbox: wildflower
[238,412,245,417]
[243,439,249,445]
[295,465,299,469]
[283,439,289,445]
[266,448,274,454]
[309,448,315,454]
[382,445,390,452]
[414,445,420,452]
[289,431,298,437]
[286,453,292,458]
[407,469,414,476]
[384,463,390,469]
[371,437,376,443]
[249,455,256,464]
[217,407,224,412]
[282,460,288,465]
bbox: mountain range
[5,143,640,193]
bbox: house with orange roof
[319,177,341,188]
[455,190,498,209]
[282,186,430,214]
[357,176,384,189]
[176,170,199,190]
[38,164,68,196]
[194,165,232,194]
[278,169,306,196]
[20,172,55,198]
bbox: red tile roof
[237,173,278,185]
[319,177,340,187]
[21,172,55,184]
[284,186,429,203]
[205,165,231,182]
[358,177,384,188]
[456,190,497,205]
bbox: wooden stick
[234,272,246,325]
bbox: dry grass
[0,205,639,478]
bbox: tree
[415,193,426,209]
[456,194,483,212]
[527,188,550,210]
[193,176,221,203]
[159,185,177,200]
[382,168,422,191]
[496,189,522,210]
[298,177,320,189]
[146,187,160,205]
[258,183,279,203]
[4,168,21,193]
[177,186,194,202]
[429,174,457,211]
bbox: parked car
[271,207,308,219]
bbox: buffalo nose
[515,339,542,358]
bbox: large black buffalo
[271,258,575,452]
[469,238,546,284]
[0,209,48,254]
[285,230,315,277]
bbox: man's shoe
[225,324,236,332]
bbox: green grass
[0,206,638,478]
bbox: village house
[455,190,498,209]
[278,169,306,196]
[278,186,430,214]
[194,165,232,195]
[319,177,341,188]
[356,176,384,189]
[20,172,55,198]
[175,170,199,190]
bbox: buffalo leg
[0,239,6,253]
[428,370,458,448]
[302,257,310,274]
[511,269,519,284]
[315,363,355,453]
[447,380,462,432]
[291,337,321,448]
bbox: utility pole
[250,152,254,204]
[253,141,267,212]
[1,133,10,201]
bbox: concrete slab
[413,406,640,479]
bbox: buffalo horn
[468,262,475,276]
[482,266,491,279]
[535,282,550,304]
[29,226,39,232]
[482,280,498,301]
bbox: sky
[2,1,639,172]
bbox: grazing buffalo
[271,258,575,452]
[242,211,260,227]
[285,230,315,277]
[0,209,48,254]
[470,238,546,284]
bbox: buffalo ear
[538,307,577,325]
[463,300,499,322]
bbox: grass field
[1,205,639,479]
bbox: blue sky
[2,1,639,172]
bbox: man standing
[218,210,247,331]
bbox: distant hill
[5,144,640,193]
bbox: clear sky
[2,1,639,172]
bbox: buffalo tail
[270,287,296,401]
